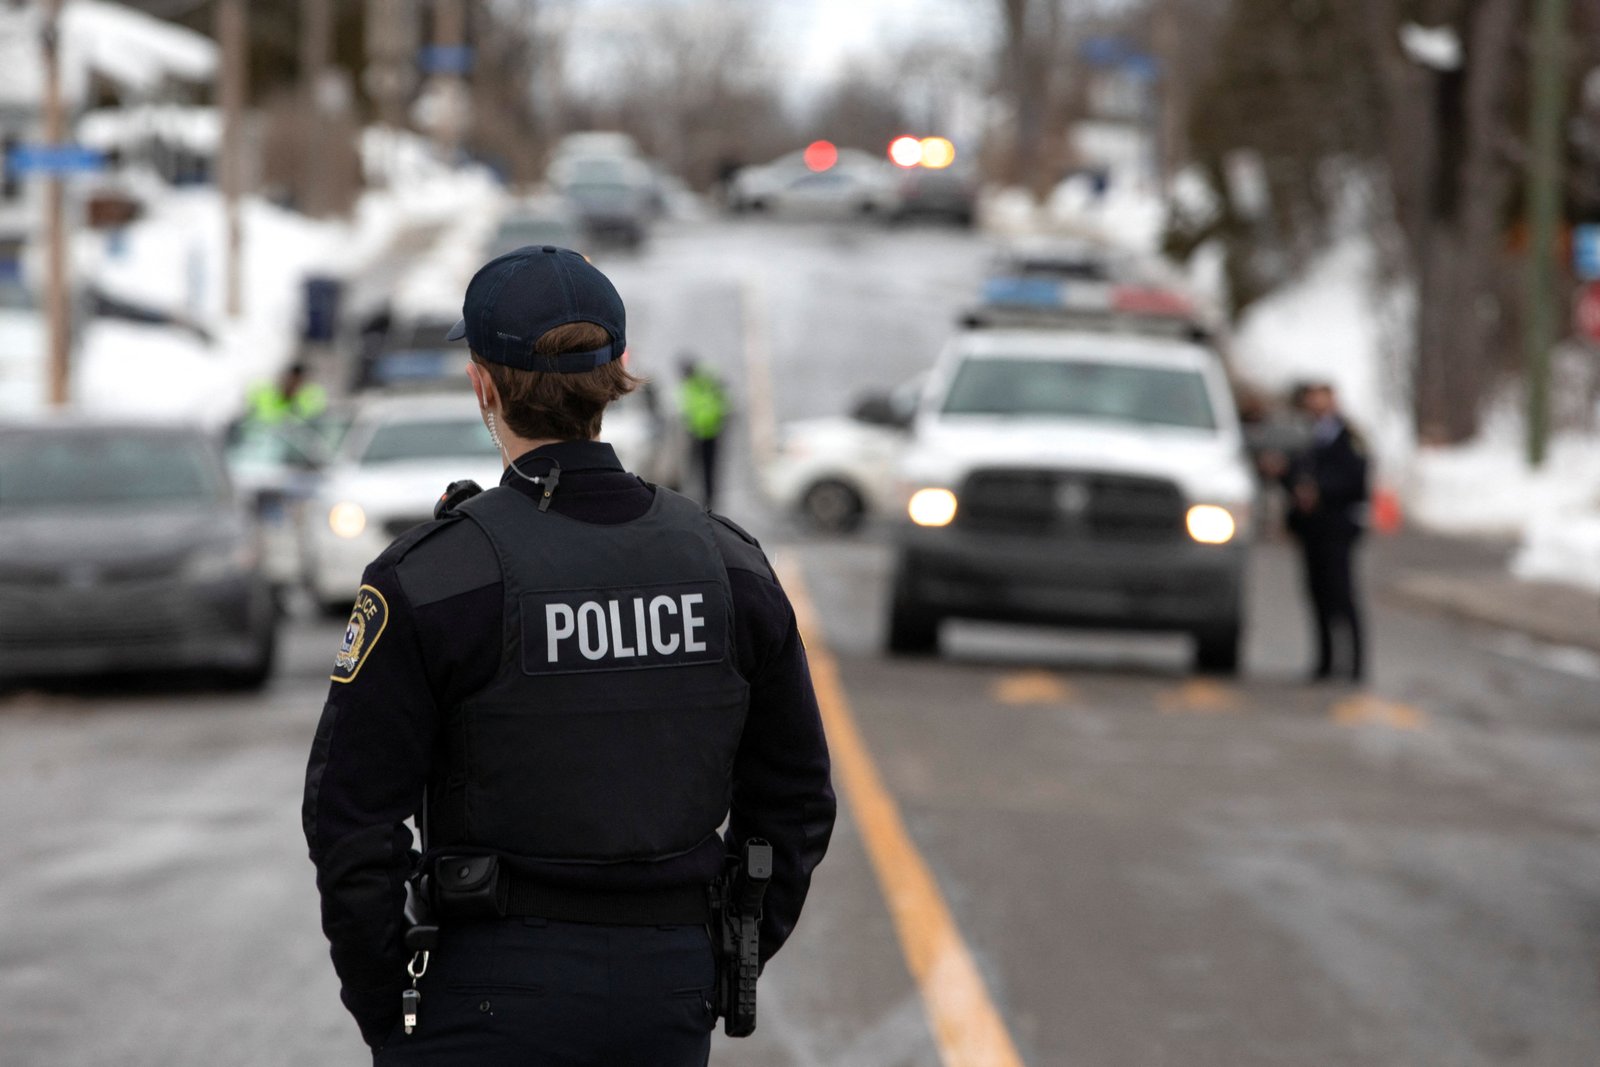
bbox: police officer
[302,246,836,1065]
[246,361,327,425]
[1282,381,1370,682]
[677,357,730,509]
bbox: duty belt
[429,853,712,926]
[505,880,712,926]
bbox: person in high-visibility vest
[246,362,327,426]
[678,358,730,508]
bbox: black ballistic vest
[431,485,749,864]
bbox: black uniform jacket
[1284,417,1370,540]
[302,440,836,1041]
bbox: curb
[1384,571,1600,654]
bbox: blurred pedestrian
[246,361,326,426]
[1282,381,1370,682]
[678,357,730,508]
[302,247,835,1065]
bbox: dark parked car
[0,420,277,689]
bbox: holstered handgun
[403,873,438,953]
[709,838,772,1037]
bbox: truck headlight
[1186,504,1237,544]
[328,501,367,539]
[908,487,958,527]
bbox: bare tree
[1170,0,1558,444]
[568,0,792,189]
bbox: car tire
[1193,625,1242,676]
[885,561,939,656]
[220,623,277,691]
[802,479,865,533]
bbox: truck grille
[959,468,1185,541]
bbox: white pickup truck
[885,326,1257,673]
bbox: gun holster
[709,839,772,1038]
[430,854,507,919]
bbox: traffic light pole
[218,0,246,319]
[1524,0,1569,468]
[42,0,69,407]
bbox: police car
[885,322,1256,673]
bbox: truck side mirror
[851,394,914,430]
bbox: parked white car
[302,388,678,610]
[729,149,899,219]
[761,381,921,532]
[302,394,505,611]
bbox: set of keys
[403,951,428,1035]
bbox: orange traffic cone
[1371,485,1403,535]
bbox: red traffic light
[804,140,839,172]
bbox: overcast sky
[766,0,992,85]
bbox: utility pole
[1525,0,1570,467]
[300,0,332,216]
[218,0,246,319]
[365,0,419,132]
[41,0,68,407]
[428,0,468,158]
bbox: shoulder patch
[330,584,389,683]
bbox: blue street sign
[1080,36,1161,80]
[1574,224,1600,281]
[6,143,107,176]
[419,45,474,76]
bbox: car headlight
[184,540,258,581]
[1186,504,1240,545]
[328,501,367,539]
[908,487,958,527]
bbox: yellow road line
[1156,679,1242,715]
[993,669,1076,706]
[1331,694,1428,731]
[777,550,1028,1067]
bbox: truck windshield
[360,418,500,465]
[942,357,1217,431]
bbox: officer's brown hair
[471,322,643,441]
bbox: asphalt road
[4,218,1600,1066]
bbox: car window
[941,357,1217,431]
[0,431,226,507]
[495,219,580,250]
[791,172,852,190]
[359,418,500,465]
[227,421,327,467]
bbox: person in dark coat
[1282,382,1370,682]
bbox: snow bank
[0,1,215,110]
[1231,235,1413,465]
[67,132,509,422]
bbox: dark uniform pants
[1298,531,1364,679]
[374,918,717,1067]
[692,435,720,510]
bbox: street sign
[1573,280,1600,343]
[6,144,106,176]
[419,45,473,76]
[1574,224,1600,280]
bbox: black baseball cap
[445,245,626,373]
